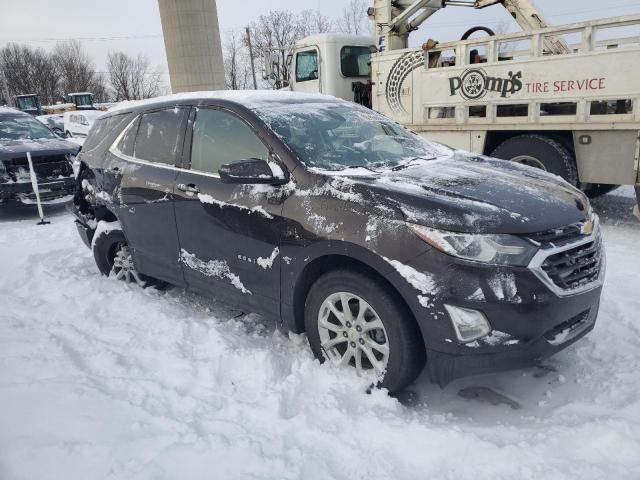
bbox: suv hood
[346,152,590,234]
[0,138,80,160]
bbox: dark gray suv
[73,92,604,393]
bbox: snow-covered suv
[72,92,604,393]
[1,107,79,206]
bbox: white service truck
[269,0,640,207]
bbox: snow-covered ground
[1,188,639,480]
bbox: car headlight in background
[408,223,537,267]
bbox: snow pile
[91,219,121,249]
[0,189,639,479]
[256,247,280,270]
[179,248,250,294]
[198,193,274,219]
[383,256,437,308]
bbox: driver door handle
[177,183,200,195]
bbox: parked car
[1,107,80,206]
[63,110,103,138]
[36,114,66,137]
[72,92,604,393]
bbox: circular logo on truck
[459,68,487,100]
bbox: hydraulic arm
[373,0,570,53]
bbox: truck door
[291,48,320,94]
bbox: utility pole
[0,66,12,107]
[245,26,258,90]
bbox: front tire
[491,134,578,185]
[304,270,425,394]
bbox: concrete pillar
[157,0,226,93]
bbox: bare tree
[252,9,332,89]
[336,0,371,35]
[52,40,101,101]
[0,43,59,105]
[107,51,161,101]
[298,9,333,37]
[224,30,251,90]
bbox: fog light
[444,304,492,343]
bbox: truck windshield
[74,95,93,107]
[254,102,452,171]
[17,97,38,110]
[0,113,56,141]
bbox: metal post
[246,26,258,90]
[26,152,50,225]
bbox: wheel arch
[283,246,422,344]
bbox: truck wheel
[580,183,619,198]
[490,134,578,185]
[304,270,425,394]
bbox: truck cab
[15,94,42,116]
[66,92,96,111]
[289,34,374,105]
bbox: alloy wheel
[111,244,146,286]
[317,292,390,379]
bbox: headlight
[445,305,492,343]
[408,223,537,267]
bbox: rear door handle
[177,183,200,195]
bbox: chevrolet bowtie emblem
[581,221,594,235]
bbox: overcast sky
[1,0,638,87]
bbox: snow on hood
[318,152,590,234]
[0,137,80,159]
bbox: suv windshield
[254,101,452,171]
[0,113,56,141]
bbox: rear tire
[304,270,425,394]
[491,134,578,185]
[92,223,161,288]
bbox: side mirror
[219,158,287,185]
[263,50,274,80]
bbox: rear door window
[84,114,129,153]
[190,108,269,174]
[116,117,140,157]
[133,108,188,165]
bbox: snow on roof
[106,90,346,115]
[68,92,93,96]
[15,94,37,98]
[297,33,374,46]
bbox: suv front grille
[528,222,586,247]
[2,154,73,181]
[528,215,604,295]
[541,234,603,291]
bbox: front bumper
[384,239,604,386]
[0,176,75,205]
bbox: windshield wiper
[391,156,435,171]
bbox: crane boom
[373,0,570,53]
